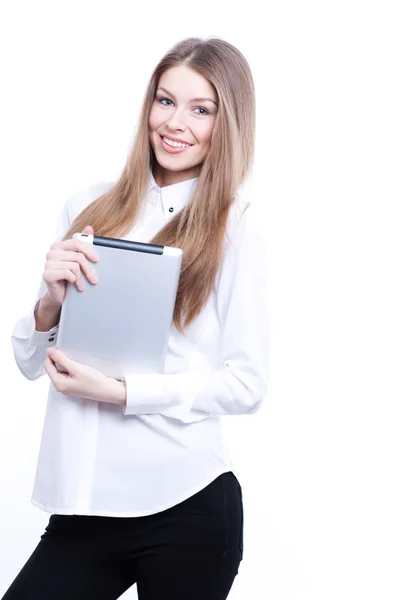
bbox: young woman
[5,36,269,600]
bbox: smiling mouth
[159,134,194,148]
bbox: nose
[165,107,186,131]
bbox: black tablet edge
[89,235,164,255]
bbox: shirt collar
[148,171,199,219]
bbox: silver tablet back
[56,233,183,379]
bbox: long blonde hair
[63,37,256,333]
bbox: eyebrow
[157,87,218,107]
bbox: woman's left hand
[44,347,126,405]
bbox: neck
[152,163,200,188]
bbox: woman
[5,36,269,599]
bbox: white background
[0,1,399,598]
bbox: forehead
[157,66,217,101]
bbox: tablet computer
[56,233,183,380]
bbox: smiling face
[148,65,218,187]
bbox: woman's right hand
[42,225,100,307]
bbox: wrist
[107,378,127,405]
[40,292,62,311]
[34,293,61,332]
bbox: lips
[159,134,193,146]
[159,135,193,154]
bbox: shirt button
[169,207,174,213]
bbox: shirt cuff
[29,299,59,347]
[28,304,59,347]
[30,324,59,347]
[121,371,201,419]
[122,373,165,416]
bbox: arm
[11,182,114,381]
[10,202,71,380]
[122,204,270,422]
[34,292,62,332]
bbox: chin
[156,154,197,171]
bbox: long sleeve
[10,201,72,380]
[122,203,270,422]
[11,182,114,381]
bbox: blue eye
[156,97,209,115]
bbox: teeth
[163,137,191,149]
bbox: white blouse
[11,173,270,517]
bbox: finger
[44,356,69,394]
[43,268,80,289]
[47,347,76,374]
[45,253,98,284]
[50,239,99,263]
[43,355,58,378]
[44,260,85,290]
[82,225,94,235]
[44,354,61,380]
[45,261,85,292]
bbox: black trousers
[2,471,244,600]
